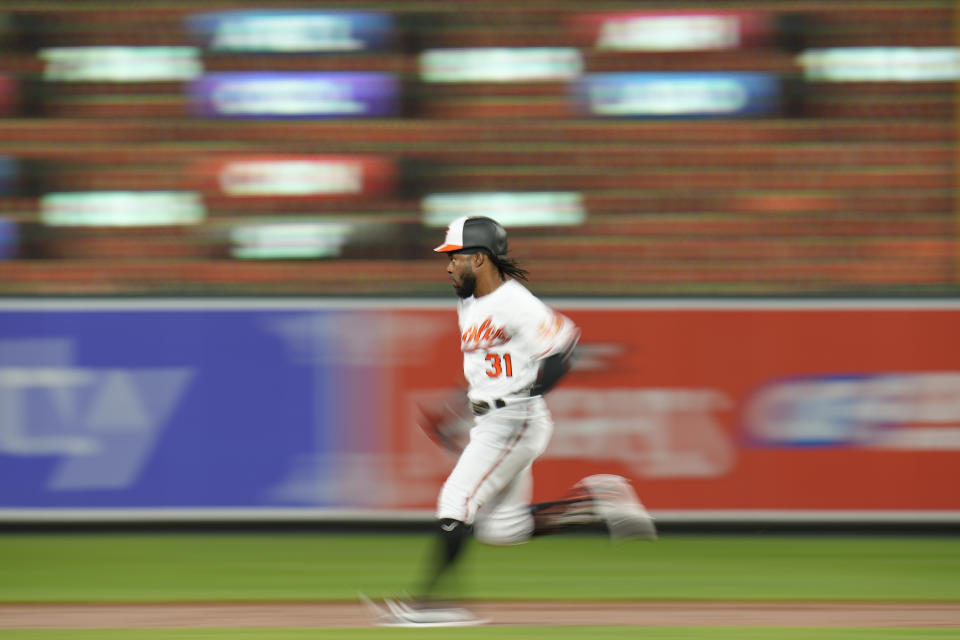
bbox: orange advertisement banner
[383,303,960,512]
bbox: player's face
[447,252,477,299]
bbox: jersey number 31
[485,352,513,378]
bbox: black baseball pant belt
[470,399,507,415]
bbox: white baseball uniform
[436,279,579,545]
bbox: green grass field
[3,533,958,602]
[2,533,958,639]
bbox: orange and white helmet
[434,216,509,260]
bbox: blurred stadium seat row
[0,1,955,296]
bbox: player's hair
[459,246,530,281]
[490,253,529,282]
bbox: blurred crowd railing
[0,0,955,296]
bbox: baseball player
[368,216,655,627]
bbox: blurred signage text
[197,155,396,198]
[40,191,205,227]
[41,47,202,82]
[230,219,354,259]
[743,372,960,450]
[189,72,400,118]
[420,48,583,83]
[575,72,781,118]
[570,10,776,51]
[799,47,960,82]
[423,192,586,227]
[188,10,394,52]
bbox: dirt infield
[2,601,959,628]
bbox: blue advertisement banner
[573,71,781,118]
[0,304,403,509]
[188,72,401,118]
[187,10,395,53]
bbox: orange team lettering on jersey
[538,313,564,339]
[462,316,510,352]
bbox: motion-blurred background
[0,0,955,296]
[1,1,958,529]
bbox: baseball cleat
[360,593,486,627]
[577,474,657,541]
[359,593,397,626]
[381,597,487,627]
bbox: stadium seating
[0,1,954,295]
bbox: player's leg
[530,479,598,536]
[472,461,535,546]
[417,516,470,602]
[424,401,551,598]
[532,474,658,540]
[438,401,551,524]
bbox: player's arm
[529,342,577,396]
[529,311,580,397]
[416,387,471,455]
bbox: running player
[367,216,656,627]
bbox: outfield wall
[1,298,958,524]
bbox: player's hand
[416,388,472,455]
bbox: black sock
[530,497,591,515]
[530,497,594,536]
[421,518,469,600]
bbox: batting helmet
[433,216,508,260]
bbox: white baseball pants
[436,397,553,546]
